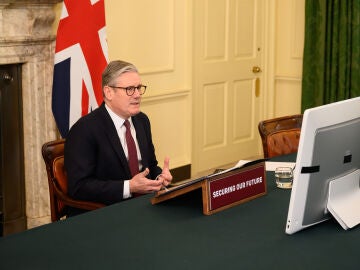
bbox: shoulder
[74,103,108,125]
[133,111,150,122]
[66,103,112,138]
[132,111,151,128]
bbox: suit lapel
[98,104,132,177]
[132,115,148,169]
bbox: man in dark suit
[64,60,172,216]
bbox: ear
[103,86,113,100]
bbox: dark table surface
[1,154,359,270]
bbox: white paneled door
[192,0,264,174]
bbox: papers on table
[265,161,295,171]
[211,160,296,176]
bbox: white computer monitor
[285,96,360,234]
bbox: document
[265,161,295,171]
[169,158,267,190]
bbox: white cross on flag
[52,0,109,137]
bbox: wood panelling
[106,0,192,170]
[273,0,304,117]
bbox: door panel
[193,0,264,174]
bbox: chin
[130,110,141,116]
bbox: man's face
[104,71,142,119]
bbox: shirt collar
[104,103,132,127]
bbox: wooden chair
[41,139,105,222]
[258,114,303,158]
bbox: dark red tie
[124,120,139,177]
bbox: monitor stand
[327,169,360,230]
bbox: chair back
[42,139,104,221]
[258,114,303,158]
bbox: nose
[132,88,141,98]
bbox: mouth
[130,100,140,106]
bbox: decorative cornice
[0,1,58,44]
[0,36,56,45]
[0,0,62,6]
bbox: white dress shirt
[105,104,142,198]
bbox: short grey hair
[101,60,138,89]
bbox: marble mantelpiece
[0,0,62,228]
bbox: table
[0,154,359,270]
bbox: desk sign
[151,161,266,215]
[203,163,266,215]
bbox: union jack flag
[52,0,108,138]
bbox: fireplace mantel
[0,0,62,229]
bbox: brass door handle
[252,66,261,73]
[255,78,260,97]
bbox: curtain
[301,0,360,112]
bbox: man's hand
[129,168,163,194]
[158,157,173,187]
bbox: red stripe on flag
[53,0,108,136]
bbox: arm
[64,112,127,205]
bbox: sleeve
[64,115,127,205]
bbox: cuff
[123,180,131,199]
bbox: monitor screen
[285,97,360,234]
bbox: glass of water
[275,167,293,189]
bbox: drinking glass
[275,167,293,189]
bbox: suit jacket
[64,103,162,211]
